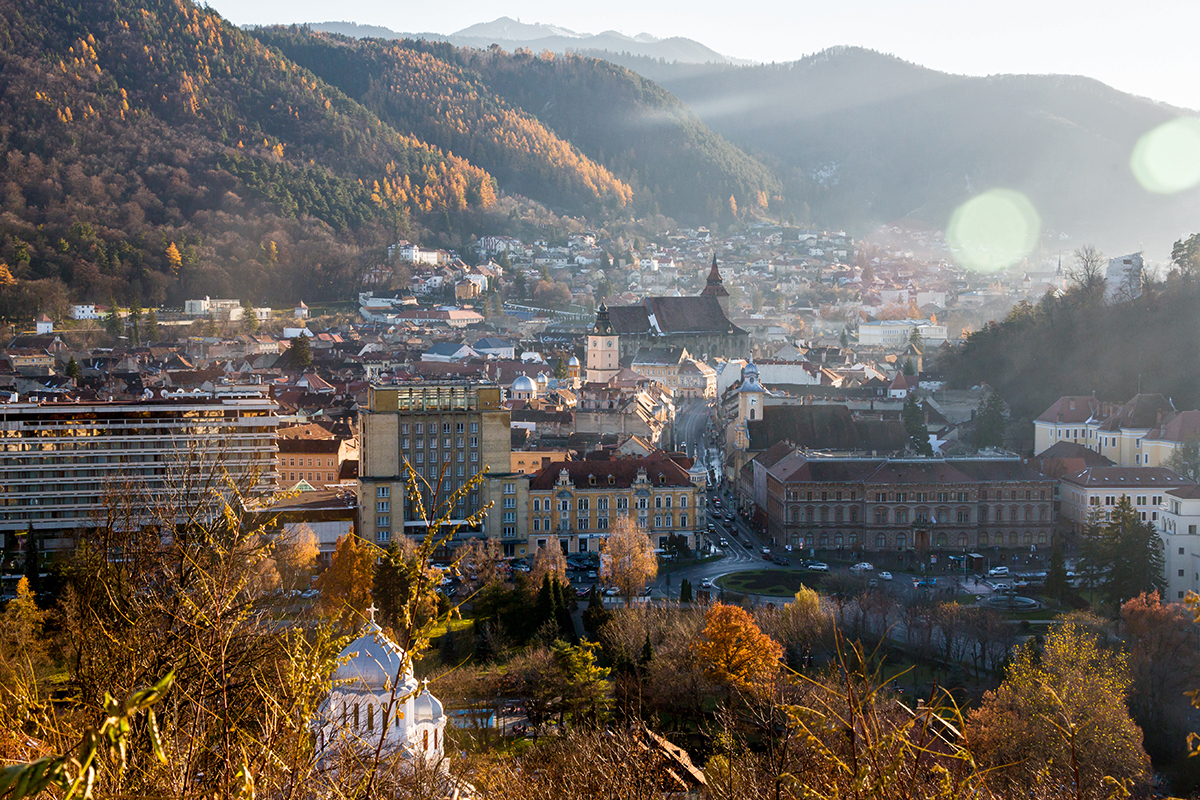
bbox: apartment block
[0,391,279,552]
[358,381,511,547]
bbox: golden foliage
[692,602,783,693]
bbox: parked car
[587,570,598,580]
[807,562,829,572]
[879,571,893,581]
[988,566,1010,577]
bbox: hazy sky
[206,0,1200,110]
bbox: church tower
[734,361,764,451]
[700,252,730,316]
[586,304,620,384]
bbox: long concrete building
[0,390,279,553]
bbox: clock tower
[734,361,764,451]
[586,304,620,384]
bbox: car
[992,582,1011,593]
[587,570,598,580]
[807,562,829,572]
[988,566,1010,577]
[773,555,790,566]
[707,522,716,531]
[575,587,591,598]
[719,538,729,547]
[878,571,893,581]
[762,546,771,554]
[604,586,619,597]
[700,578,713,588]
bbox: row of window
[282,457,337,467]
[399,437,478,449]
[400,422,477,434]
[532,495,688,512]
[788,530,1051,548]
[530,512,690,531]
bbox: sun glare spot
[946,189,1040,273]
[1130,117,1200,194]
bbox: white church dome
[511,373,537,393]
[568,355,580,367]
[414,685,444,722]
[536,372,549,385]
[334,622,413,692]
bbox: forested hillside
[258,29,782,225]
[0,0,510,305]
[610,47,1200,253]
[253,28,633,213]
[941,273,1200,425]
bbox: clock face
[607,340,613,347]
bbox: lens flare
[946,189,1040,273]
[1130,117,1200,194]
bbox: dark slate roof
[645,296,745,335]
[1036,395,1100,424]
[1034,441,1114,467]
[747,405,907,453]
[1097,393,1175,431]
[753,440,797,469]
[1061,466,1194,488]
[607,304,652,335]
[529,456,695,490]
[947,460,1051,482]
[607,296,746,337]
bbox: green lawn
[717,569,822,597]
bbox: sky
[206,0,1200,110]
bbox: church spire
[701,252,730,314]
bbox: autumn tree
[316,532,376,626]
[601,515,658,606]
[693,602,783,695]
[0,576,46,685]
[530,541,568,588]
[165,241,183,276]
[1164,435,1200,482]
[273,524,318,592]
[1120,592,1200,761]
[965,623,1150,796]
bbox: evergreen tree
[581,585,611,636]
[1044,534,1069,600]
[291,333,313,370]
[975,390,1008,450]
[22,527,39,597]
[840,327,850,349]
[144,309,160,342]
[1102,497,1166,606]
[104,299,122,338]
[64,356,82,381]
[128,298,142,346]
[679,577,693,604]
[639,631,654,666]
[908,326,924,353]
[902,394,934,457]
[553,577,575,641]
[243,299,260,333]
[535,572,558,632]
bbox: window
[655,496,662,509]
[443,423,451,433]
[503,498,516,509]
[533,499,541,511]
[377,501,390,513]
[560,499,571,512]
[957,509,969,524]
[980,506,989,522]
[849,507,858,522]
[533,518,540,530]
[875,508,888,524]
[377,486,390,498]
[376,516,390,528]
[414,424,423,434]
[598,497,609,511]
[503,482,516,495]
[680,513,687,527]
[895,508,908,524]
[470,422,479,433]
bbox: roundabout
[716,569,823,597]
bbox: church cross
[366,603,378,623]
